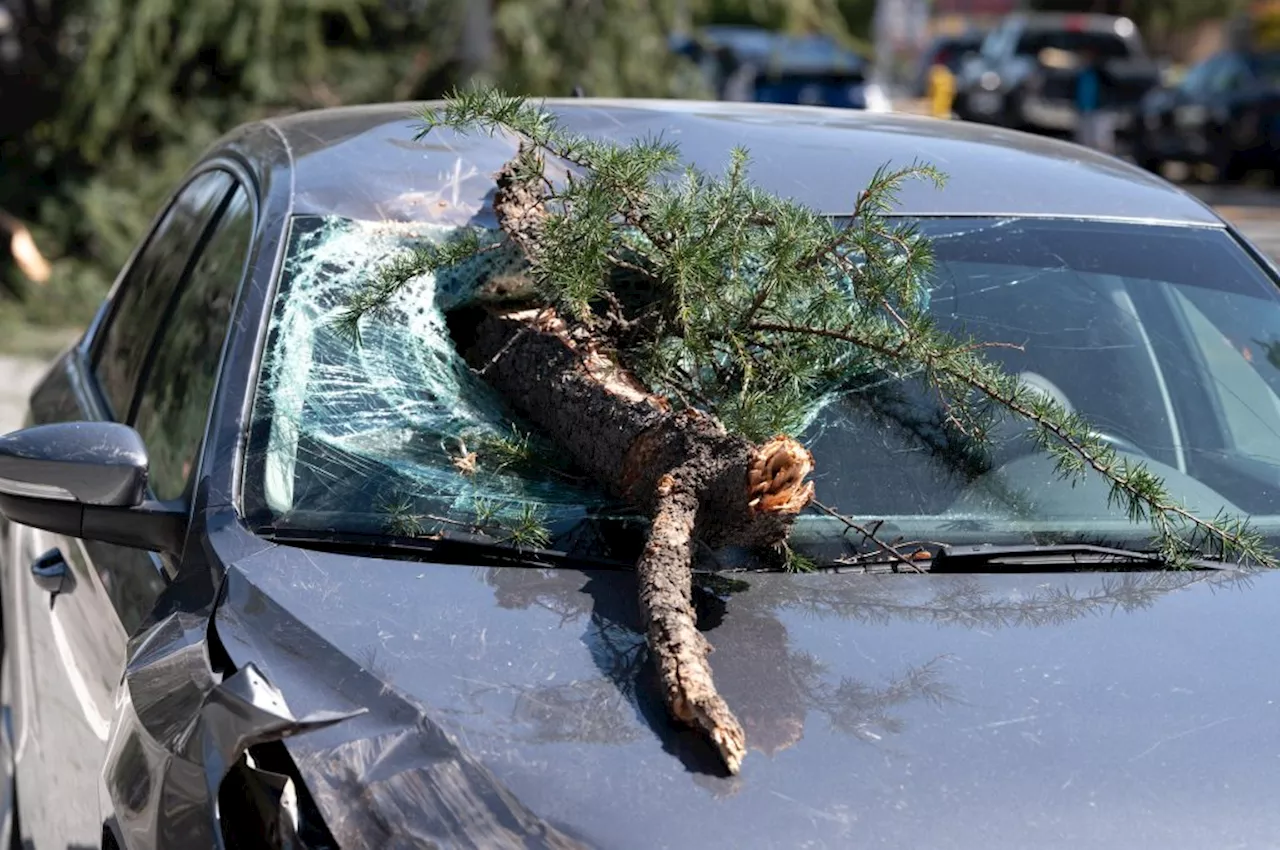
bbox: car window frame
[129,180,258,503]
[83,162,261,505]
[86,167,238,419]
[52,156,259,630]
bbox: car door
[8,168,255,848]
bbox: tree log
[448,143,817,772]
[458,306,815,773]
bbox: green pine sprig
[350,86,1275,571]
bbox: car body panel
[268,99,1223,227]
[206,521,1280,850]
[0,98,1269,849]
[0,123,292,847]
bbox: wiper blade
[258,527,634,571]
[930,543,1230,573]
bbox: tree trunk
[449,147,818,773]
[456,305,815,773]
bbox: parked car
[5,98,1280,849]
[671,25,892,111]
[953,12,1160,137]
[1130,48,1280,182]
[910,29,987,97]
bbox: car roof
[260,98,1223,228]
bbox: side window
[93,170,235,419]
[131,185,254,500]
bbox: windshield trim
[897,212,1228,229]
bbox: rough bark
[458,306,814,773]
[450,144,817,773]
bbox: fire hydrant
[927,63,956,119]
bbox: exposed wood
[458,304,813,773]
[450,142,818,772]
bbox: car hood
[212,544,1280,850]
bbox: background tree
[0,0,866,340]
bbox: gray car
[2,98,1280,849]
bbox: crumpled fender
[101,605,362,850]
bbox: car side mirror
[0,422,186,553]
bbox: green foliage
[507,503,553,549]
[382,87,944,444]
[381,496,427,538]
[2,0,866,340]
[782,545,818,573]
[476,426,538,474]
[336,231,493,344]
[1,0,455,330]
[352,87,1277,570]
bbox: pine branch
[334,229,497,342]
[750,319,1274,568]
[351,86,1279,775]
[408,87,1275,570]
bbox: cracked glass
[243,203,1280,565]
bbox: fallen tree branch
[455,302,813,773]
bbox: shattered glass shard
[250,215,616,542]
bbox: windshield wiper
[258,527,635,571]
[930,543,1231,573]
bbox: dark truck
[953,13,1161,139]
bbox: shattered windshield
[243,215,1280,566]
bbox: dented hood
[212,542,1280,849]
